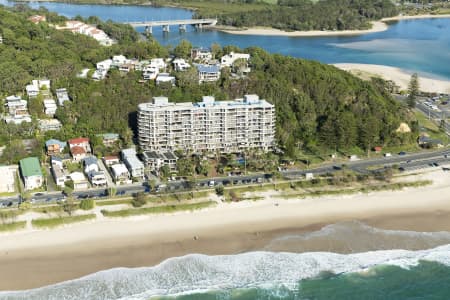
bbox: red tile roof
[71,146,86,155]
[68,137,90,145]
[103,155,119,161]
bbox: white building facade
[138,95,275,153]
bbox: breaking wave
[2,243,450,300]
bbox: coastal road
[2,149,450,208]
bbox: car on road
[208,180,215,187]
[398,151,407,156]
[34,192,44,196]
[384,153,392,157]
[406,160,412,163]
[441,101,448,105]
[433,162,440,167]
[333,165,342,170]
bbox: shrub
[80,199,95,210]
[131,192,147,207]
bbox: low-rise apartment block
[138,95,275,153]
[142,151,178,172]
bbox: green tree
[407,73,419,108]
[215,185,224,196]
[131,192,147,207]
[173,39,192,59]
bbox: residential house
[143,65,159,80]
[70,146,86,161]
[43,99,57,116]
[196,64,221,83]
[39,119,62,132]
[103,155,120,166]
[112,55,127,67]
[51,156,66,188]
[119,63,134,73]
[220,52,250,68]
[69,172,89,190]
[150,58,166,70]
[92,69,108,80]
[142,151,178,172]
[50,155,64,169]
[19,157,43,191]
[68,137,91,153]
[4,95,31,124]
[191,47,212,61]
[88,171,107,187]
[56,88,70,106]
[26,79,51,98]
[173,58,190,71]
[25,83,39,98]
[156,73,176,86]
[121,148,145,179]
[83,156,99,174]
[111,163,131,184]
[28,15,46,24]
[97,133,120,147]
[46,139,66,156]
[96,59,113,72]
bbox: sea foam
[2,243,450,300]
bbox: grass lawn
[31,214,96,229]
[101,201,215,217]
[415,110,448,141]
[0,221,26,232]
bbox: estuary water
[1,0,450,79]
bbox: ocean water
[2,222,450,300]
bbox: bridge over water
[124,18,218,33]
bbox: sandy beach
[219,14,450,37]
[219,21,388,37]
[1,170,450,290]
[334,63,450,93]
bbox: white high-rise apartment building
[138,95,275,153]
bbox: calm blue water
[1,0,450,79]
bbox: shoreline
[219,14,450,37]
[333,63,450,93]
[2,170,450,290]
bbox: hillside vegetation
[0,6,416,163]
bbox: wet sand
[1,170,450,290]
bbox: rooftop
[19,157,42,177]
[71,146,86,155]
[68,137,90,145]
[196,64,220,73]
[139,95,273,112]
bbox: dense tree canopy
[195,0,398,31]
[0,5,416,164]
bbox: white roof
[70,172,86,182]
[111,163,129,176]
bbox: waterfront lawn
[31,214,96,229]
[101,201,215,217]
[0,221,26,232]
